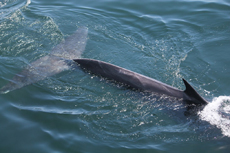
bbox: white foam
[0,1,7,8]
[26,0,31,6]
[199,96,230,137]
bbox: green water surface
[0,0,230,152]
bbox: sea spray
[199,96,230,137]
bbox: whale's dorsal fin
[182,78,208,106]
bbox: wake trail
[199,96,230,137]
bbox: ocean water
[0,0,230,152]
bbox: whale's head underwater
[0,27,88,94]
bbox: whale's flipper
[0,27,88,94]
[74,58,208,106]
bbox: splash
[26,0,31,6]
[199,96,230,137]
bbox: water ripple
[0,0,30,19]
[1,0,230,152]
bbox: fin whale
[0,27,88,94]
[74,58,208,106]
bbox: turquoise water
[1,0,230,152]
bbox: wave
[0,0,30,20]
[199,96,230,137]
[26,0,30,6]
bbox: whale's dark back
[74,58,208,106]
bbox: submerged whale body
[74,58,208,107]
[0,27,88,94]
[1,26,208,109]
